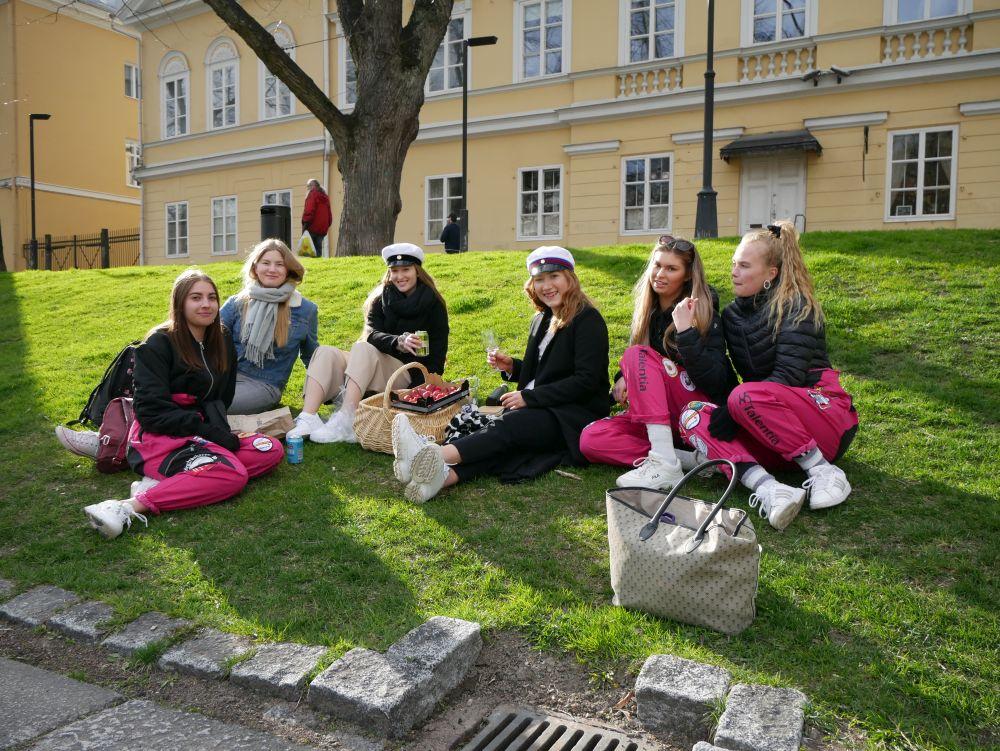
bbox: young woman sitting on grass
[678,220,859,530]
[83,269,283,540]
[579,235,736,491]
[286,243,449,444]
[391,246,610,503]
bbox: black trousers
[452,408,564,482]
[308,231,326,255]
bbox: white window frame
[882,0,969,25]
[619,0,686,66]
[740,0,817,47]
[620,153,674,235]
[262,189,293,207]
[211,195,238,255]
[426,4,470,96]
[337,36,358,110]
[165,201,189,258]
[125,141,141,188]
[517,165,563,241]
[259,24,296,120]
[124,63,139,99]
[514,0,572,83]
[424,174,463,244]
[159,52,190,139]
[883,125,958,222]
[205,38,240,131]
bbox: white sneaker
[803,463,851,510]
[616,452,685,491]
[748,480,806,531]
[309,411,358,444]
[391,414,434,483]
[286,412,325,440]
[84,499,148,540]
[405,444,449,503]
[55,426,100,459]
[129,477,160,497]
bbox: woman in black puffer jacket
[678,220,858,531]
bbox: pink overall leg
[678,401,790,477]
[579,414,650,466]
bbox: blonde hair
[523,269,596,330]
[237,239,304,348]
[360,264,447,339]
[630,237,714,350]
[738,220,823,334]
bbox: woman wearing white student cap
[288,242,449,444]
[391,246,610,502]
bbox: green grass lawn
[1,230,997,751]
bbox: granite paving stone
[0,585,80,627]
[101,611,191,656]
[636,653,732,742]
[27,699,321,750]
[0,657,121,750]
[714,683,808,751]
[47,601,116,643]
[230,642,327,700]
[158,628,253,679]
[0,578,14,600]
[693,743,731,751]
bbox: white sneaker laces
[117,503,148,529]
[747,492,769,518]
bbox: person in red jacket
[302,179,332,255]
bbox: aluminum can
[414,330,429,357]
[286,435,304,464]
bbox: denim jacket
[220,291,319,391]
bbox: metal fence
[21,228,141,270]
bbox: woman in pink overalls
[579,236,737,490]
[83,269,284,540]
[678,220,859,531]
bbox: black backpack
[71,341,140,428]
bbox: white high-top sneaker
[285,412,325,440]
[803,464,851,509]
[309,410,357,444]
[616,452,685,491]
[748,480,806,531]
[405,444,449,503]
[391,413,434,483]
[129,477,160,497]
[84,500,148,540]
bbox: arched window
[260,24,296,120]
[205,38,240,130]
[159,52,190,138]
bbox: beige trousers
[305,341,410,401]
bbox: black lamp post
[29,113,51,270]
[460,34,498,252]
[694,0,718,239]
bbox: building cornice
[136,138,326,180]
[21,0,139,36]
[563,140,621,155]
[118,0,205,29]
[0,177,141,205]
[803,112,888,130]
[959,99,1000,116]
[672,127,746,144]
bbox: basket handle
[381,361,431,409]
[638,459,738,544]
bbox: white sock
[740,464,774,492]
[299,411,318,419]
[675,448,699,471]
[795,447,828,472]
[646,424,679,465]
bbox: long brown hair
[360,263,448,338]
[738,220,823,334]
[630,237,713,350]
[148,268,229,373]
[523,269,595,330]
[237,239,305,348]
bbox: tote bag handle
[638,459,738,544]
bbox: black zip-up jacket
[722,288,831,388]
[132,329,237,439]
[366,284,449,386]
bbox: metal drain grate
[460,705,656,751]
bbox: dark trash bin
[260,204,291,248]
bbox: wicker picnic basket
[353,361,470,454]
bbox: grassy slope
[0,230,997,750]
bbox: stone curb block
[636,653,732,743]
[0,578,14,601]
[230,642,328,700]
[693,743,731,751]
[101,611,192,656]
[158,628,254,679]
[714,683,807,751]
[47,600,116,643]
[308,616,482,738]
[0,585,80,627]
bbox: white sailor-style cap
[526,246,575,276]
[381,242,424,267]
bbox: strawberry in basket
[399,382,460,406]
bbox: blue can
[286,435,304,464]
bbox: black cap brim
[385,254,422,267]
[530,262,571,276]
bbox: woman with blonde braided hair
[678,220,859,530]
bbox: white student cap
[526,246,575,276]
[381,243,424,267]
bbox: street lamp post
[29,113,51,270]
[460,35,498,252]
[694,0,718,238]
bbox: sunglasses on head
[658,235,695,252]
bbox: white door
[740,155,806,233]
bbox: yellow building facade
[0,0,141,271]
[126,0,1000,264]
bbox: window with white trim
[339,41,357,107]
[206,39,239,130]
[748,0,807,44]
[261,25,295,119]
[263,189,292,207]
[125,141,141,188]
[627,0,680,62]
[517,0,566,80]
[160,53,189,139]
[518,166,562,239]
[891,0,963,24]
[427,16,465,93]
[426,175,463,243]
[165,202,188,257]
[621,154,672,233]
[886,126,957,220]
[211,196,238,254]
[125,63,139,99]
